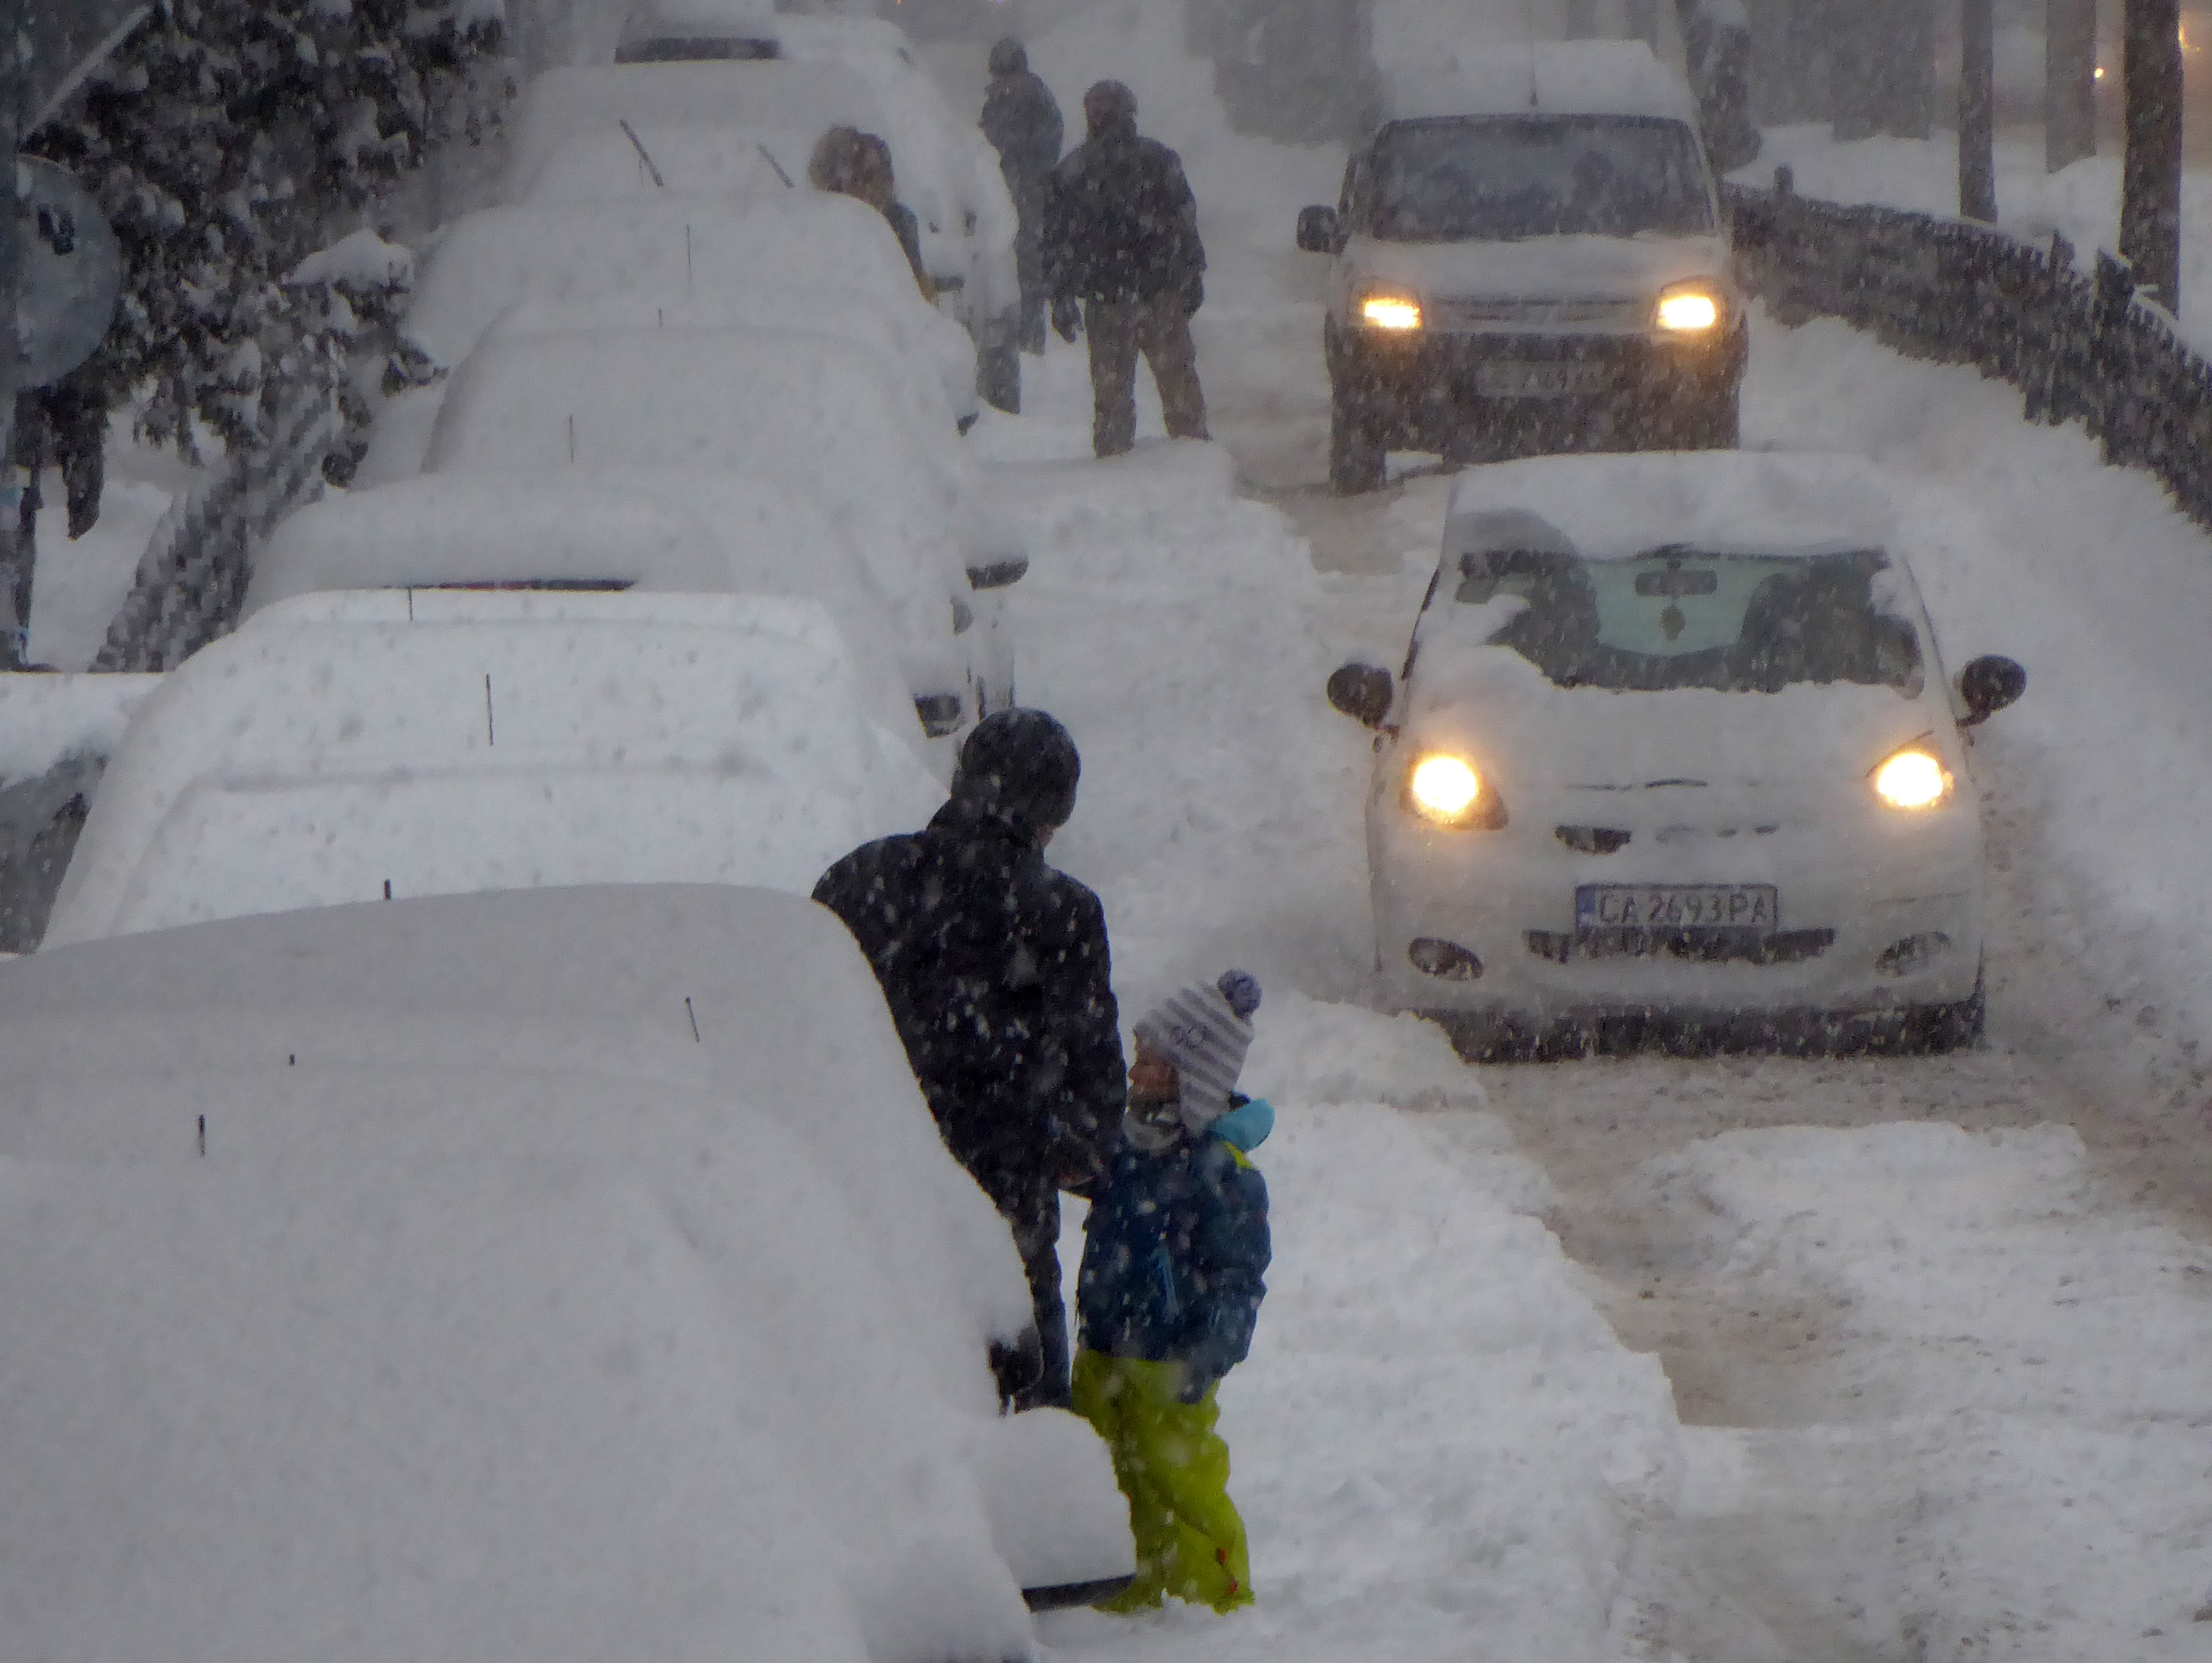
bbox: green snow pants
[1070,1349,1253,1613]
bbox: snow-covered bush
[24,0,507,465]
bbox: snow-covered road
[947,5,2212,1655]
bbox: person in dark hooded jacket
[980,38,1063,353]
[1043,79,1209,458]
[812,709,1125,1410]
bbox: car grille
[1526,927,1836,965]
[1427,295,1647,333]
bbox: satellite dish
[16,157,122,390]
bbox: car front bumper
[1329,323,1747,454]
[1369,780,1985,1025]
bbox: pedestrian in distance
[1073,970,1271,1614]
[808,124,936,301]
[980,38,1064,355]
[812,710,1125,1412]
[1043,79,1209,458]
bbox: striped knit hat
[1132,970,1262,1126]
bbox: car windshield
[1453,545,1921,693]
[1361,115,1714,241]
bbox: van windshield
[1453,546,1922,693]
[1361,115,1714,241]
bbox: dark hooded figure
[1043,79,1208,458]
[980,38,1063,353]
[812,709,1125,1410]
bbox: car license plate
[1474,362,1604,398]
[1575,884,1777,931]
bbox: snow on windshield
[1360,115,1714,241]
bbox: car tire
[1912,971,1987,1054]
[1330,391,1386,494]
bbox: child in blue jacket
[1073,970,1271,1614]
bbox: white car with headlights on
[1326,452,2025,1057]
[1294,41,1745,493]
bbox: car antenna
[617,118,667,188]
[756,141,796,189]
[1521,3,1540,107]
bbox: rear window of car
[1453,545,1922,693]
[1358,115,1714,241]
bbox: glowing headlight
[1408,753,1482,822]
[1359,293,1423,330]
[1872,744,1952,811]
[1654,284,1722,332]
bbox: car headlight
[1358,290,1423,331]
[1404,751,1508,829]
[1654,281,1723,333]
[1871,743,1952,811]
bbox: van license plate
[1575,885,1777,931]
[1475,363,1604,398]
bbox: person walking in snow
[812,710,1125,1412]
[980,38,1063,354]
[1043,79,1209,458]
[1074,971,1271,1614]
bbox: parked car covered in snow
[505,51,1021,395]
[244,471,950,743]
[0,882,1134,1661]
[1295,41,1746,492]
[357,191,978,486]
[1327,451,2025,1055]
[421,325,1025,720]
[40,591,945,948]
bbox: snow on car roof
[246,472,924,736]
[401,192,920,370]
[40,596,943,948]
[1379,40,1699,125]
[1442,451,1900,563]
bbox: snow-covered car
[507,52,1020,381]
[421,325,1025,718]
[358,191,978,485]
[244,470,956,739]
[0,672,161,950]
[0,882,1134,1662]
[40,591,946,948]
[1327,451,2026,1055]
[1295,42,1747,493]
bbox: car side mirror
[1296,205,1339,253]
[1327,661,1393,728]
[1957,654,2025,725]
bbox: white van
[1295,41,1745,493]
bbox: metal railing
[1727,168,2212,533]
[90,374,344,673]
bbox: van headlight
[1654,281,1724,333]
[1871,743,1952,811]
[1358,290,1423,331]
